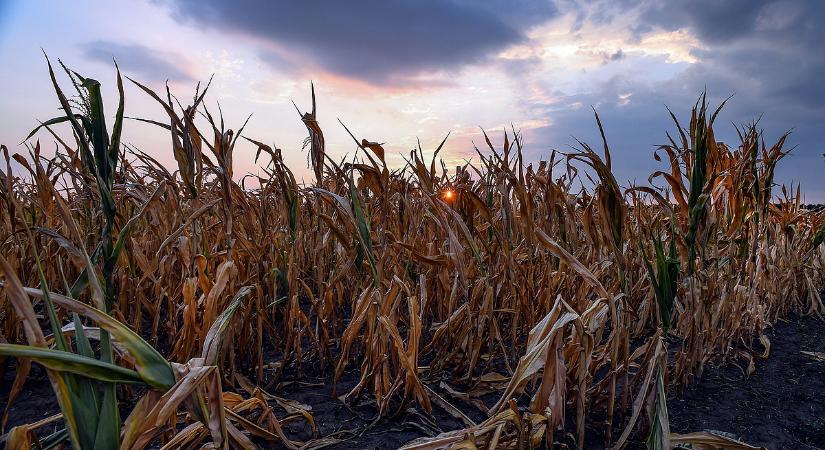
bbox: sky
[0,0,823,199]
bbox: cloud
[604,49,625,63]
[632,0,825,116]
[640,0,769,43]
[638,0,824,45]
[161,0,558,86]
[498,0,825,197]
[81,40,192,82]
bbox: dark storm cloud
[81,40,192,82]
[638,0,825,110]
[640,0,768,43]
[161,0,558,85]
[638,0,825,46]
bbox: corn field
[1,58,823,450]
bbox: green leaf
[93,384,120,449]
[39,428,70,450]
[65,316,102,445]
[641,232,680,332]
[25,115,85,141]
[0,344,143,385]
[108,62,125,178]
[72,314,94,358]
[348,170,378,287]
[66,378,100,449]
[646,354,670,450]
[16,287,176,389]
[81,77,112,187]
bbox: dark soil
[667,316,825,450]
[2,315,823,449]
[0,363,61,434]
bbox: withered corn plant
[1,57,823,450]
[0,58,314,450]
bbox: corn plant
[642,231,680,333]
